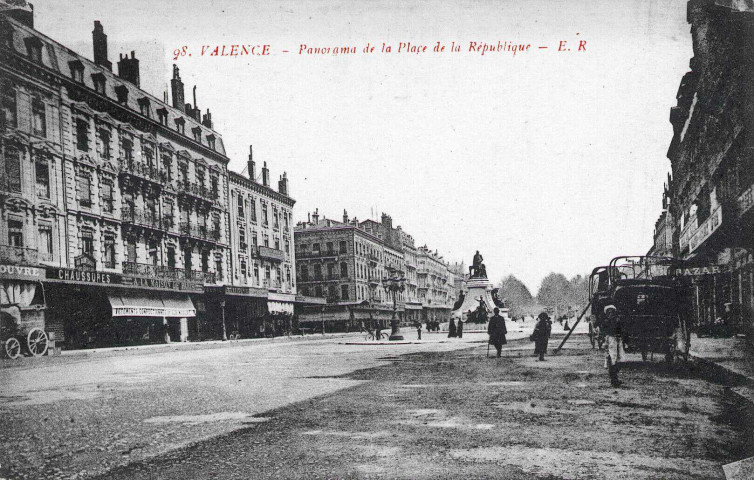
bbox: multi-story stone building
[661,0,754,336]
[417,245,455,323]
[647,176,674,258]
[219,147,296,337]
[294,210,395,328]
[0,9,229,349]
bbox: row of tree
[498,273,589,319]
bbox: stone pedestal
[452,277,510,323]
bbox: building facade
[0,4,299,351]
[219,147,296,337]
[661,0,754,336]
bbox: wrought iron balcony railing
[179,182,218,202]
[119,160,167,185]
[122,208,162,230]
[0,245,38,265]
[122,261,216,283]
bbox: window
[163,201,174,227]
[273,206,279,229]
[312,243,320,255]
[38,226,53,260]
[341,262,348,278]
[327,263,335,279]
[92,73,106,95]
[341,285,349,300]
[239,228,246,251]
[339,241,347,254]
[274,237,280,250]
[126,238,137,263]
[32,98,45,137]
[138,97,150,117]
[78,174,91,207]
[81,229,94,257]
[0,80,17,130]
[35,157,50,199]
[175,117,185,134]
[103,233,115,268]
[69,61,84,82]
[315,285,323,297]
[254,263,259,282]
[196,166,205,188]
[261,202,268,225]
[5,146,23,193]
[249,197,257,222]
[157,108,168,126]
[240,258,247,277]
[101,181,114,213]
[162,155,172,182]
[148,240,158,266]
[263,235,269,247]
[24,37,42,63]
[237,193,244,218]
[207,135,216,150]
[114,85,128,103]
[215,258,223,280]
[210,176,218,198]
[179,163,188,186]
[327,242,333,254]
[201,250,209,272]
[192,127,202,143]
[184,247,192,272]
[143,147,154,170]
[76,118,89,151]
[265,265,271,281]
[314,264,322,280]
[8,220,23,247]
[122,138,133,163]
[97,128,111,159]
[284,212,289,230]
[300,265,309,281]
[251,231,257,246]
[167,246,176,268]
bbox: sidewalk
[689,335,754,385]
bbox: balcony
[0,245,38,265]
[119,160,167,185]
[122,261,215,283]
[179,222,221,243]
[179,182,218,203]
[679,205,724,255]
[122,208,162,230]
[256,245,286,262]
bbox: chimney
[262,161,270,187]
[191,86,201,121]
[278,172,289,196]
[247,145,256,182]
[343,209,349,223]
[171,64,185,112]
[307,212,311,223]
[202,109,213,129]
[312,209,319,224]
[92,21,112,71]
[117,51,140,87]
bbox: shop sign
[673,265,725,276]
[0,264,43,281]
[47,267,119,284]
[121,276,203,293]
[225,285,267,297]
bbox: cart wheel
[4,337,21,359]
[26,328,48,357]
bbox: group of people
[487,306,624,387]
[447,317,464,338]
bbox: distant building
[647,175,674,258]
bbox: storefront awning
[108,291,196,318]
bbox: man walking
[532,312,552,361]
[598,305,624,387]
[488,307,508,357]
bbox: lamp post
[382,267,406,341]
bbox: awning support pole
[553,299,592,355]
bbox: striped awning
[108,292,196,318]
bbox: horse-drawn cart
[1,282,49,359]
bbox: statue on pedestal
[469,250,487,278]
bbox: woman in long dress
[448,317,457,337]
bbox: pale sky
[31,0,693,293]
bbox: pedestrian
[448,317,457,338]
[487,307,508,357]
[531,312,551,361]
[457,318,464,338]
[597,305,624,387]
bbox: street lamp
[382,266,406,341]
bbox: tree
[536,273,572,314]
[498,275,536,318]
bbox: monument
[452,251,510,324]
